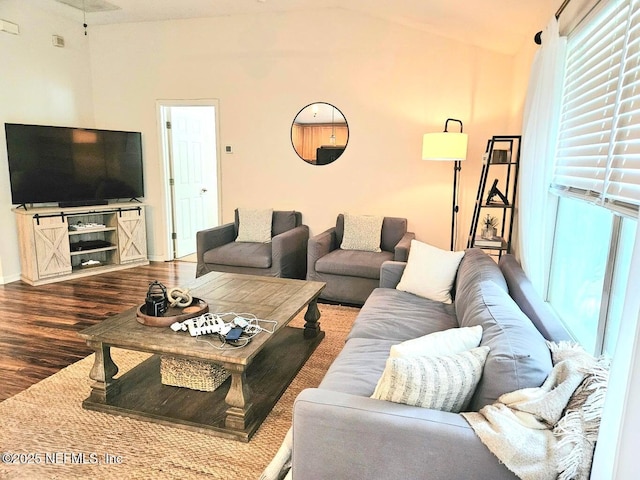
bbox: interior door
[166,106,219,259]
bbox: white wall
[0,0,94,283]
[87,9,517,261]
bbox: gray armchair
[307,214,414,305]
[196,210,309,279]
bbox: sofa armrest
[196,223,236,276]
[292,389,516,480]
[379,261,407,288]
[393,231,415,261]
[272,225,309,279]
[306,227,336,277]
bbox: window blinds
[552,0,640,212]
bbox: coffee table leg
[86,340,119,403]
[224,364,254,430]
[303,297,321,339]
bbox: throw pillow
[390,325,483,359]
[235,208,273,243]
[340,214,383,252]
[371,346,490,413]
[396,239,465,304]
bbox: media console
[13,203,148,286]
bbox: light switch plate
[1,19,20,35]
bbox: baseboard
[0,272,22,285]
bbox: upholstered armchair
[307,214,414,305]
[196,209,309,279]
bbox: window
[548,197,636,354]
[602,215,637,354]
[547,0,640,355]
[548,198,612,353]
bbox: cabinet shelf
[70,246,118,256]
[480,203,514,209]
[68,227,116,236]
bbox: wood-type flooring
[0,261,197,402]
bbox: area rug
[0,304,358,480]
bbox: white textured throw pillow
[340,214,383,252]
[390,325,483,359]
[235,208,273,243]
[372,346,490,413]
[396,239,465,304]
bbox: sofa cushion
[346,287,457,342]
[499,254,573,342]
[272,210,299,236]
[390,325,483,359]
[454,248,508,311]
[340,214,384,252]
[371,346,490,413]
[380,217,409,253]
[202,242,272,268]
[315,249,393,279]
[319,337,397,396]
[235,208,273,243]
[459,280,553,411]
[396,240,465,304]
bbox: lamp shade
[422,132,468,161]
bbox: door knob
[201,188,208,194]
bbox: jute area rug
[0,304,358,480]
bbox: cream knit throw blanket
[462,345,599,480]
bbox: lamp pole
[444,118,464,251]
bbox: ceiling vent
[53,0,121,12]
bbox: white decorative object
[372,346,490,413]
[235,208,273,243]
[340,214,383,252]
[390,325,483,359]
[396,239,465,304]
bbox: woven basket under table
[160,356,230,392]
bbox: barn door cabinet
[14,203,148,286]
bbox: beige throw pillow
[372,346,490,413]
[235,208,273,243]
[390,325,483,359]
[340,214,383,252]
[396,239,465,304]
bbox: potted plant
[481,214,499,239]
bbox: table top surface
[79,272,325,366]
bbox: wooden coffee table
[78,271,325,442]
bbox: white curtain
[517,17,567,295]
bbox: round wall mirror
[291,102,349,165]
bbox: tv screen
[5,123,144,206]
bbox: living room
[1,0,639,478]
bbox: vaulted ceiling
[40,0,558,55]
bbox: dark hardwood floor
[0,261,197,402]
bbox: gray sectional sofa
[291,248,573,480]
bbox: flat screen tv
[5,123,144,207]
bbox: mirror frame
[291,102,349,166]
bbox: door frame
[156,99,222,261]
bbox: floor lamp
[422,118,468,251]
